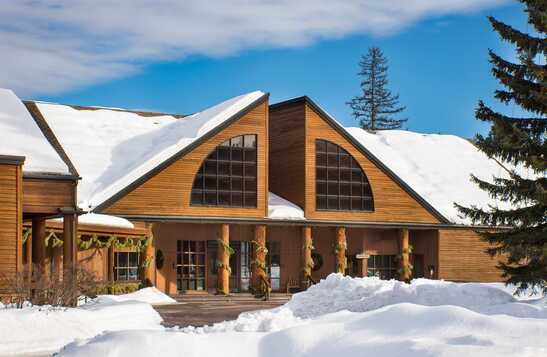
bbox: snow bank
[268,192,305,220]
[95,287,176,305]
[0,293,164,356]
[36,91,265,210]
[58,303,547,357]
[50,212,135,229]
[0,88,69,174]
[345,128,526,224]
[0,301,162,356]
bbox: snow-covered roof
[50,213,135,229]
[0,88,69,175]
[268,192,305,220]
[345,128,520,224]
[33,91,266,210]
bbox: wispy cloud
[0,0,508,95]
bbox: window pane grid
[114,251,140,281]
[191,135,257,208]
[315,139,374,212]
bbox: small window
[367,255,397,280]
[115,251,140,281]
[315,139,374,211]
[190,135,258,207]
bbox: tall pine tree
[456,0,546,294]
[347,47,407,130]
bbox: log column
[143,235,155,286]
[108,245,115,282]
[31,217,47,273]
[335,227,347,274]
[62,211,78,275]
[217,224,230,295]
[301,226,314,287]
[399,228,411,282]
[252,225,268,293]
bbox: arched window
[315,139,374,211]
[191,134,257,207]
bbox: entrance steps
[172,292,291,303]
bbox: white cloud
[0,0,508,96]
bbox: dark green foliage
[347,47,407,130]
[456,0,546,294]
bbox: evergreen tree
[347,47,407,130]
[456,0,546,294]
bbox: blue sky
[2,1,526,138]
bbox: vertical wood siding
[0,164,22,275]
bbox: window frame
[114,251,140,281]
[315,139,374,212]
[190,134,258,208]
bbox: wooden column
[31,217,47,273]
[301,226,313,287]
[252,225,268,294]
[217,224,230,295]
[108,245,115,282]
[62,212,78,275]
[143,235,155,285]
[335,227,347,274]
[399,228,411,282]
[25,233,33,278]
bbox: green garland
[217,239,235,256]
[22,228,32,244]
[334,241,347,254]
[77,234,150,252]
[216,260,232,274]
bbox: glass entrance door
[176,240,206,292]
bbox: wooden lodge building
[0,88,510,296]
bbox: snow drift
[0,288,173,356]
[57,274,546,357]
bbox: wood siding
[269,102,306,209]
[23,178,75,214]
[438,229,503,282]
[304,103,440,223]
[105,101,269,218]
[0,164,23,275]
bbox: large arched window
[191,134,257,207]
[315,139,374,211]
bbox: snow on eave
[0,88,70,175]
[268,192,305,220]
[90,91,268,212]
[50,213,134,229]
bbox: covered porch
[147,220,439,296]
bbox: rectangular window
[367,255,397,280]
[115,251,140,281]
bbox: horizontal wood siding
[438,229,503,282]
[23,178,75,214]
[269,102,306,209]
[105,101,268,218]
[304,103,439,223]
[0,164,22,275]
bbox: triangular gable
[32,91,268,211]
[299,97,450,224]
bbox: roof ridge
[24,100,188,119]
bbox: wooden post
[399,228,411,282]
[252,225,268,294]
[31,217,47,273]
[335,227,347,274]
[108,245,115,282]
[217,224,230,295]
[301,226,313,287]
[62,212,77,275]
[143,235,155,286]
[25,233,33,278]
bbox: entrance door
[176,240,206,292]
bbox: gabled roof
[29,91,268,211]
[272,96,524,225]
[0,88,71,176]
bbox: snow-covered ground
[2,276,545,357]
[0,288,174,356]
